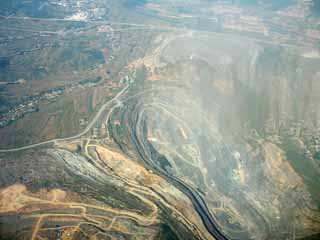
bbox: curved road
[1,82,232,240]
[117,97,231,240]
[0,85,175,153]
[0,85,129,153]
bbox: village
[0,76,106,128]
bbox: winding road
[108,90,231,240]
[0,85,129,153]
[0,82,232,240]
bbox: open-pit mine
[1,1,320,240]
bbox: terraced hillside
[0,1,320,240]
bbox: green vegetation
[314,152,320,161]
[128,65,148,92]
[79,76,102,85]
[58,45,105,70]
[282,139,320,209]
[0,0,69,18]
[0,86,102,148]
[155,224,180,240]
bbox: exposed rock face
[144,34,320,135]
[137,33,320,239]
